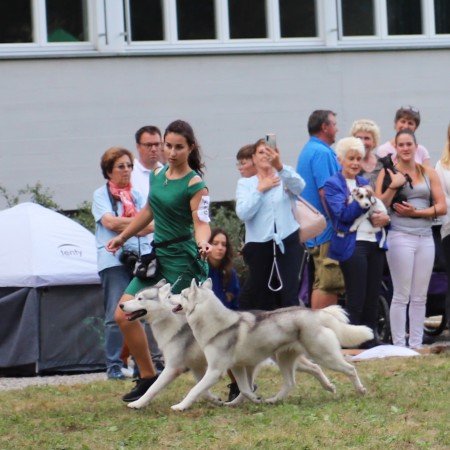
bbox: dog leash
[170,253,208,293]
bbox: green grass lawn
[0,354,448,450]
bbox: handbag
[291,196,327,243]
[133,247,158,280]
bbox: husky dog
[121,281,336,409]
[349,186,388,247]
[119,280,222,409]
[170,279,373,411]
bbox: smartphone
[265,133,277,150]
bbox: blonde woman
[435,123,450,328]
[376,129,446,348]
[349,119,382,189]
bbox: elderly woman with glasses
[92,147,153,380]
[377,105,431,166]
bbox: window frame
[0,0,449,59]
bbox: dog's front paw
[265,396,280,404]
[326,383,337,394]
[171,402,189,411]
[358,386,368,396]
[127,399,145,409]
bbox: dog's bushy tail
[319,305,374,348]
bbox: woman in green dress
[106,119,211,402]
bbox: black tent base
[0,364,37,377]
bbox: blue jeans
[99,265,132,370]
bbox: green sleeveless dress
[125,165,208,295]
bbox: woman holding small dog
[375,129,446,348]
[106,120,212,402]
[323,137,390,347]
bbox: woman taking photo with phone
[236,137,305,311]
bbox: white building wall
[1,48,449,210]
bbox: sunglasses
[400,105,420,115]
[114,163,134,170]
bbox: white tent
[0,203,105,374]
[0,202,100,287]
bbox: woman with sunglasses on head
[377,105,431,166]
[92,147,153,380]
[106,120,211,403]
[375,129,446,348]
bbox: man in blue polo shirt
[297,110,344,309]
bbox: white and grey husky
[119,280,222,409]
[170,278,373,411]
[120,280,336,409]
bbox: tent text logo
[58,244,83,258]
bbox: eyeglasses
[114,163,134,170]
[400,105,420,115]
[139,142,162,149]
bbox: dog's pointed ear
[190,278,198,291]
[159,283,171,296]
[202,278,213,290]
[154,279,166,288]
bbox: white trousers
[386,230,434,348]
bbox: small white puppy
[349,187,388,247]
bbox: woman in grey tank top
[375,129,446,348]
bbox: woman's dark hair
[395,128,417,145]
[100,147,134,180]
[209,227,234,287]
[164,119,205,176]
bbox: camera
[119,250,139,272]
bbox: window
[1,0,450,56]
[176,0,216,40]
[0,0,32,43]
[435,0,450,34]
[46,0,88,42]
[228,0,267,39]
[387,0,422,36]
[128,0,164,41]
[279,0,317,38]
[341,0,374,37]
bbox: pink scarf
[108,181,138,217]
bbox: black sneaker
[227,382,240,402]
[122,376,158,403]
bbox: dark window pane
[0,0,32,43]
[229,0,267,39]
[129,0,164,41]
[435,0,450,34]
[279,0,316,38]
[387,0,422,35]
[341,0,374,36]
[46,0,87,42]
[176,0,215,40]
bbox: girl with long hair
[106,119,212,402]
